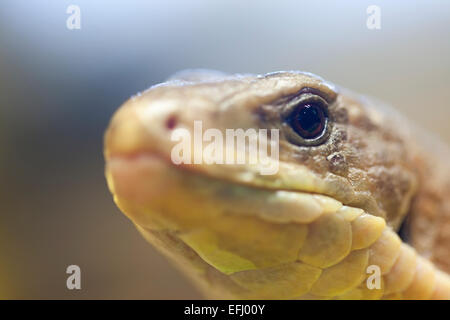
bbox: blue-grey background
[0,0,449,298]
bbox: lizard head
[104,70,419,298]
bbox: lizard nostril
[165,115,178,130]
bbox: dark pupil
[291,103,325,139]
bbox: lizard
[104,70,450,299]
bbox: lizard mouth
[106,149,345,227]
[105,149,386,279]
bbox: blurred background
[0,0,449,299]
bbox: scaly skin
[104,70,450,299]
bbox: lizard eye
[282,94,331,146]
[288,102,326,139]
